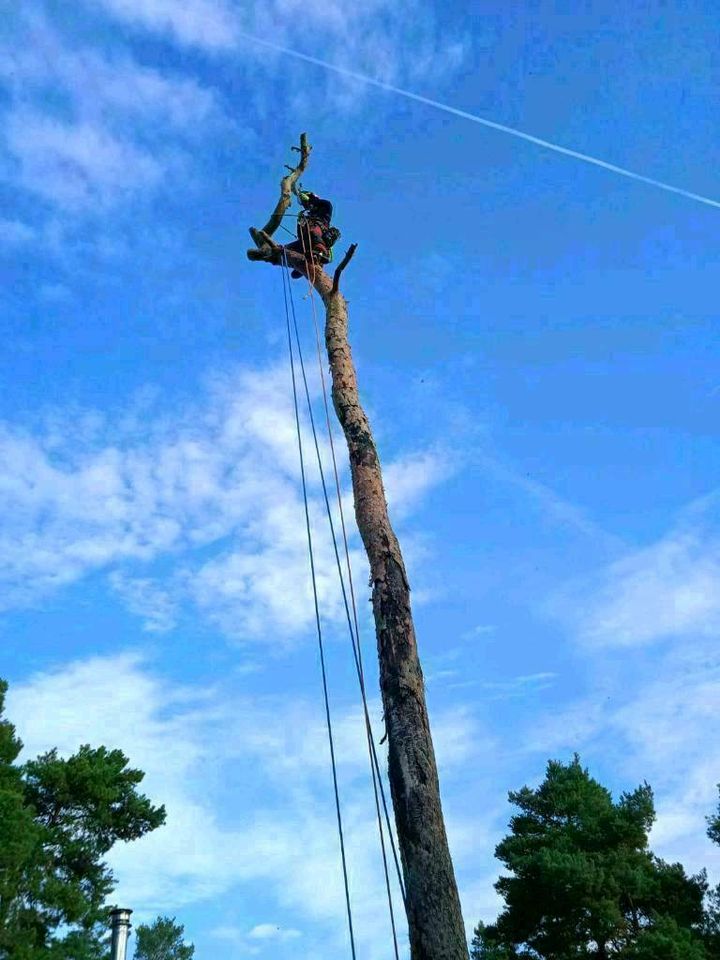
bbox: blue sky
[1,1,719,957]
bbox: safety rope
[294,224,407,939]
[298,224,408,907]
[281,217,409,946]
[298,223,405,862]
[280,249,358,960]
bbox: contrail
[239,32,720,211]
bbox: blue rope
[280,249,358,960]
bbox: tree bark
[319,281,468,960]
[247,136,468,960]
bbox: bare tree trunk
[247,136,468,960]
[318,282,468,960]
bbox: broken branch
[260,133,311,238]
[332,243,358,294]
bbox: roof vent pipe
[110,907,133,960]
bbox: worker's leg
[281,240,305,278]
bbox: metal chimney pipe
[110,907,133,960]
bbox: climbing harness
[297,213,339,264]
[279,241,405,959]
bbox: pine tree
[703,789,720,959]
[133,917,194,960]
[470,922,515,959]
[476,756,707,958]
[0,679,166,959]
[708,786,720,847]
[623,917,707,959]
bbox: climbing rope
[297,224,408,900]
[288,226,407,947]
[280,249,358,960]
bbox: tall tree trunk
[318,282,468,960]
[248,135,468,960]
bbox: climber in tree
[286,186,340,278]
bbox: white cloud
[0,218,37,248]
[474,672,557,700]
[517,496,720,890]
[6,652,480,960]
[94,0,239,50]
[6,111,165,209]
[248,924,302,941]
[461,624,496,640]
[7,652,375,913]
[109,572,178,632]
[88,0,470,111]
[0,11,224,211]
[384,450,454,520]
[460,874,504,931]
[0,364,452,643]
[210,925,249,942]
[2,25,219,131]
[523,497,720,828]
[554,497,720,648]
[1,1,465,217]
[431,708,488,778]
[605,645,720,879]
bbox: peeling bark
[248,136,468,960]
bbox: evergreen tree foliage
[623,916,707,959]
[0,679,166,959]
[703,795,720,960]
[702,886,720,960]
[133,917,194,960]
[476,756,707,958]
[470,921,516,959]
[708,786,720,848]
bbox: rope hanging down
[290,230,404,950]
[280,249,357,960]
[281,241,404,958]
[297,224,407,925]
[291,228,406,934]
